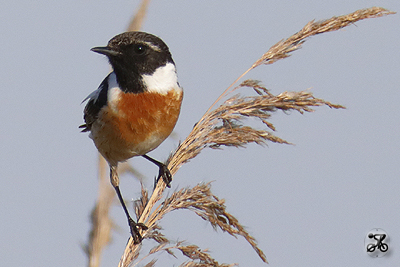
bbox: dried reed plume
[84,6,395,267]
[117,7,394,267]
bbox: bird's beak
[91,46,121,57]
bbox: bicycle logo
[365,229,389,257]
[367,233,388,253]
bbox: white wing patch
[107,72,122,112]
[142,63,181,94]
[82,71,119,104]
[81,86,101,104]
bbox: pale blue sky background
[1,1,399,266]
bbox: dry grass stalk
[132,238,237,267]
[73,5,393,266]
[83,155,114,267]
[84,1,151,266]
[127,0,151,32]
[252,7,395,68]
[167,80,345,176]
[206,7,395,115]
[120,83,344,265]
[117,7,394,266]
[155,183,265,264]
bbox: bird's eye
[133,44,147,55]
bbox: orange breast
[92,89,183,164]
[117,89,183,144]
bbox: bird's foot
[157,164,172,188]
[128,218,148,244]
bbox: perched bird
[80,31,183,243]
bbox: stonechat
[80,31,183,243]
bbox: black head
[91,31,175,92]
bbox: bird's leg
[141,155,172,187]
[109,165,147,244]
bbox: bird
[80,31,183,244]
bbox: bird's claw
[158,165,172,187]
[128,218,147,244]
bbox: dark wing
[79,73,110,132]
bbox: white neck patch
[142,62,180,94]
